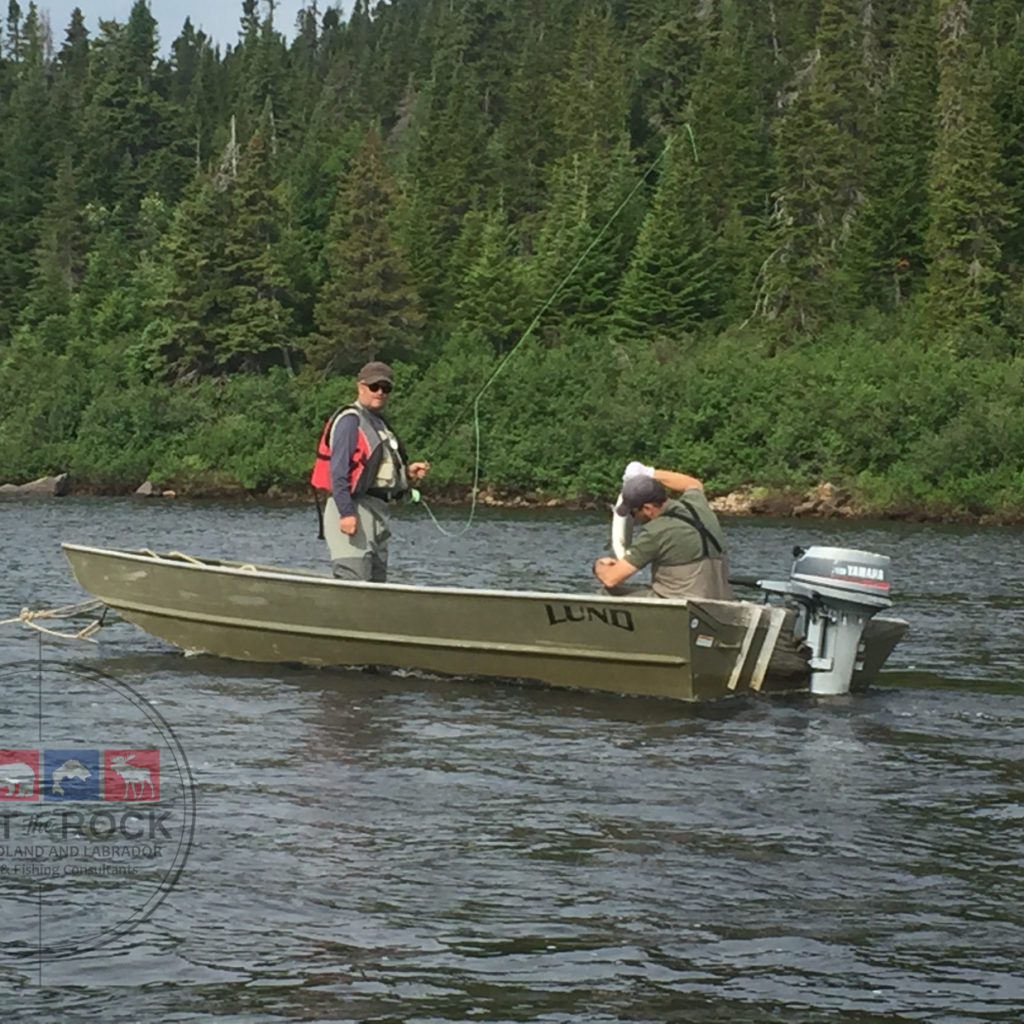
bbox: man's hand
[408,461,430,482]
[593,556,637,588]
[339,515,358,536]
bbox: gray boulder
[0,473,69,496]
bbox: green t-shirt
[624,492,727,570]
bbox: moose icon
[108,752,157,800]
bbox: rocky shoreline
[2,473,1020,526]
[468,481,1018,525]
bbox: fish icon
[52,759,91,796]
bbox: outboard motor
[757,546,894,695]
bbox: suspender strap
[664,500,723,558]
[311,484,325,539]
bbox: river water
[1,496,1022,1022]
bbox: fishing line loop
[419,132,685,538]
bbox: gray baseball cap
[358,361,393,385]
[615,476,667,515]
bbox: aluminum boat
[61,543,907,701]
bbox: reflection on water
[1,497,1023,1022]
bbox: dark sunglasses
[365,381,392,394]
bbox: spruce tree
[923,0,1012,346]
[0,2,53,335]
[219,114,296,374]
[526,4,638,335]
[530,141,642,337]
[144,111,294,381]
[553,3,628,155]
[144,174,230,379]
[77,3,192,214]
[53,7,90,112]
[4,1,21,61]
[22,156,87,325]
[310,126,423,374]
[685,0,775,324]
[452,205,530,353]
[402,31,488,326]
[615,129,718,341]
[844,0,936,312]
[756,0,873,333]
[168,19,224,172]
[489,1,571,232]
[986,0,1024,327]
[630,1,710,139]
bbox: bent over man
[311,361,429,582]
[593,465,732,600]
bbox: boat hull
[61,544,904,701]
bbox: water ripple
[1,500,1023,1021]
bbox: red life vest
[310,407,343,491]
[310,404,403,497]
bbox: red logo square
[0,749,40,800]
[104,750,160,801]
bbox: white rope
[1,599,108,642]
[167,550,205,564]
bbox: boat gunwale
[61,543,909,630]
[61,541,706,608]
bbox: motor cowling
[790,546,892,610]
[757,545,895,696]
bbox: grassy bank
[3,320,1023,525]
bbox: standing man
[593,464,732,600]
[311,361,429,582]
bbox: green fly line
[416,128,692,538]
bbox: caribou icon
[109,753,155,799]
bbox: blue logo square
[42,749,101,801]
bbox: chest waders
[664,501,724,558]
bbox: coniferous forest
[2,0,1024,519]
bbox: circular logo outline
[0,659,196,962]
